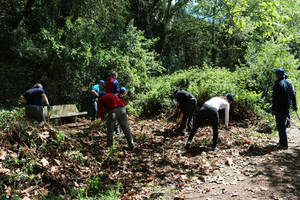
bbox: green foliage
[241,40,299,103]
[129,66,263,116]
[71,179,120,200]
[0,108,25,131]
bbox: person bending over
[173,90,197,135]
[186,94,234,151]
[21,83,50,126]
[98,87,135,150]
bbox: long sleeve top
[272,78,297,115]
[174,91,196,110]
[204,97,230,127]
[97,93,126,120]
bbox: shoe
[176,128,186,136]
[277,145,288,150]
[212,146,218,151]
[185,143,191,150]
[128,145,136,151]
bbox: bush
[128,66,264,118]
[241,41,300,103]
[0,108,25,131]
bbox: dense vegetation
[1,0,299,113]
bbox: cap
[226,94,234,102]
[174,89,179,95]
[120,87,127,94]
[99,80,105,86]
[275,68,285,76]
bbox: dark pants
[25,105,46,123]
[106,107,134,148]
[187,104,219,147]
[275,113,289,147]
[180,99,197,132]
[90,99,98,121]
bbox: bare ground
[1,116,300,200]
[173,127,300,200]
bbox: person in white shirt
[185,94,234,151]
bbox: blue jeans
[90,99,98,121]
[275,113,289,147]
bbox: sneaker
[185,143,191,150]
[212,146,218,151]
[127,145,136,151]
[277,145,288,150]
[176,128,186,136]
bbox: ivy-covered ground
[1,113,299,200]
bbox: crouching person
[21,83,51,126]
[173,90,197,135]
[186,94,234,151]
[97,87,135,150]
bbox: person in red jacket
[98,87,135,149]
[106,71,121,136]
[106,71,120,94]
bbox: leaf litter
[0,115,288,199]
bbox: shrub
[0,108,25,131]
[128,66,264,118]
[241,40,300,103]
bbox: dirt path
[175,127,300,200]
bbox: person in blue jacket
[272,68,297,149]
[89,80,106,121]
[21,83,51,126]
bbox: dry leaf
[5,186,12,195]
[0,149,7,160]
[39,187,49,196]
[40,158,49,167]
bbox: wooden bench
[45,104,87,122]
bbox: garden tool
[286,117,300,130]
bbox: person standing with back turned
[106,71,121,136]
[272,68,297,149]
[98,87,135,150]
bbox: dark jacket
[174,91,196,110]
[272,78,297,115]
[22,88,45,106]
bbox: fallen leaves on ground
[0,116,279,199]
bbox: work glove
[293,106,298,111]
[47,104,51,111]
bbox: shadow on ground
[240,144,279,156]
[262,146,300,199]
